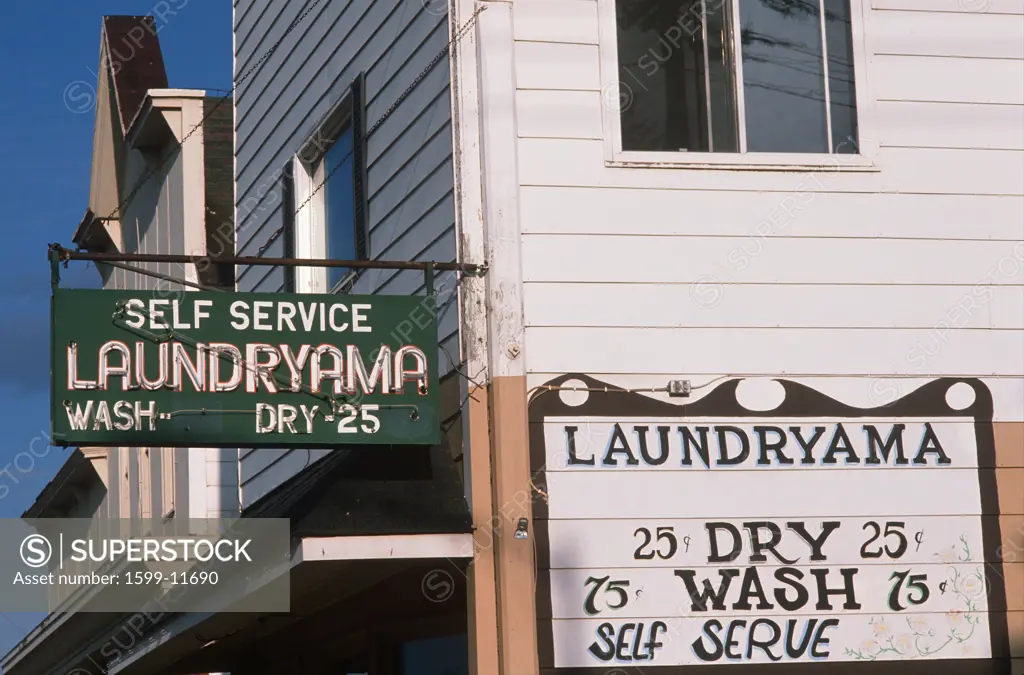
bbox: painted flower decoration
[894,634,914,652]
[909,616,929,632]
[946,610,967,626]
[957,572,985,598]
[873,620,892,638]
[858,639,880,654]
[934,545,959,563]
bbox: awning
[108,533,473,675]
[8,443,474,675]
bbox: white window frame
[160,448,176,519]
[293,154,328,294]
[597,0,879,171]
[293,92,361,295]
[139,448,152,520]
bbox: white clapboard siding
[516,34,1024,107]
[877,101,1024,151]
[523,283,1024,330]
[548,564,987,618]
[880,147,1024,196]
[518,187,1024,241]
[872,9,1024,59]
[543,516,987,569]
[543,470,983,518]
[516,90,603,140]
[874,54,1024,105]
[550,614,992,666]
[512,0,599,45]
[526,375,1024,422]
[515,42,600,91]
[519,139,885,192]
[516,91,1024,152]
[518,139,1024,195]
[524,327,1024,376]
[520,235,1024,286]
[872,0,1023,14]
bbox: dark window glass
[323,124,356,290]
[616,0,738,152]
[614,0,858,155]
[706,2,740,153]
[824,0,859,153]
[739,0,828,152]
[399,633,469,675]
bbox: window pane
[400,633,468,675]
[824,0,859,153]
[616,1,738,152]
[706,1,739,153]
[324,125,356,289]
[739,0,828,153]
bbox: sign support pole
[424,262,435,298]
[49,246,61,294]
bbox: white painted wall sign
[529,375,1008,672]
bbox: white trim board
[296,533,474,563]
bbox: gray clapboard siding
[234,0,458,507]
[112,148,185,291]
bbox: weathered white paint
[479,3,527,381]
[452,0,488,513]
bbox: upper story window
[292,75,368,294]
[324,125,357,290]
[615,0,859,156]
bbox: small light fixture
[514,518,529,540]
[667,379,691,398]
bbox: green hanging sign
[50,288,440,447]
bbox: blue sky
[0,0,231,656]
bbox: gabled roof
[101,16,168,135]
[21,449,101,518]
[86,16,169,229]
